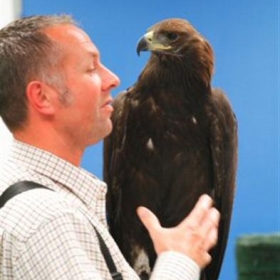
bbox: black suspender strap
[0,181,49,208]
[94,228,123,280]
[0,181,123,280]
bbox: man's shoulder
[0,159,36,190]
[0,183,81,241]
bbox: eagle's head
[137,18,214,85]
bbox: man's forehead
[44,24,99,56]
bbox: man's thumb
[137,206,161,236]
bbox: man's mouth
[101,99,114,112]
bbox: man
[0,15,220,279]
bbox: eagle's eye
[166,32,178,41]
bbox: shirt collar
[10,139,107,210]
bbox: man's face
[45,24,120,148]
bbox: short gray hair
[0,14,77,131]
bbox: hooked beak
[136,30,172,56]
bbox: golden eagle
[103,18,238,280]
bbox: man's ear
[26,81,55,115]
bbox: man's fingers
[181,194,213,229]
[203,227,218,250]
[137,206,161,238]
[200,208,220,250]
[200,207,220,234]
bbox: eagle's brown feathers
[104,18,237,280]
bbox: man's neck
[14,129,83,167]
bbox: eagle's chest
[125,96,211,163]
[121,95,213,218]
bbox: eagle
[103,18,238,280]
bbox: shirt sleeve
[150,251,200,280]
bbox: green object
[236,233,280,280]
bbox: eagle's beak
[136,31,153,56]
[136,30,172,56]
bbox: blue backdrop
[22,1,278,279]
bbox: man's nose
[101,64,120,91]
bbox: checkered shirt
[0,140,200,280]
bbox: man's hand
[137,194,220,268]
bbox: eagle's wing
[103,90,130,244]
[206,88,238,279]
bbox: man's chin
[89,122,113,145]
